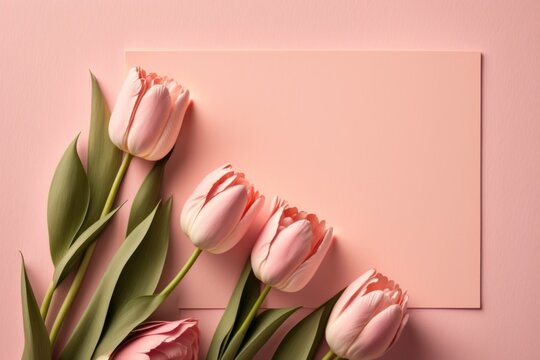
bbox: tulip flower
[251,196,333,292]
[47,69,188,342]
[323,269,409,360]
[181,164,265,254]
[109,66,190,161]
[109,319,199,360]
[220,197,333,360]
[125,165,263,348]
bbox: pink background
[1,1,539,359]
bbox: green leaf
[51,206,121,287]
[101,158,172,340]
[107,197,172,320]
[96,242,199,358]
[272,290,344,360]
[59,205,159,360]
[80,73,122,232]
[235,307,300,360]
[47,135,90,266]
[126,153,170,235]
[207,261,260,360]
[20,255,52,360]
[93,294,164,358]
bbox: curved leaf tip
[20,254,52,360]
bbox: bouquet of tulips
[20,68,409,360]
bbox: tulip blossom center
[278,207,326,260]
[204,171,260,217]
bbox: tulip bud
[110,319,199,360]
[181,164,264,254]
[325,270,409,360]
[251,197,333,292]
[109,67,190,161]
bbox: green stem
[40,282,55,319]
[321,350,336,360]
[159,248,203,298]
[221,284,272,360]
[239,284,271,334]
[49,153,132,345]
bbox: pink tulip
[251,197,333,292]
[325,270,409,360]
[109,66,190,161]
[110,319,199,360]
[180,164,264,254]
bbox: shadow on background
[164,101,198,184]
[382,318,433,360]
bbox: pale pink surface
[1,1,540,359]
[128,50,480,309]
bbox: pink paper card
[126,51,481,309]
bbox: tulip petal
[365,273,393,293]
[210,173,239,199]
[132,322,161,333]
[276,227,334,292]
[387,312,409,350]
[251,205,285,278]
[147,349,172,360]
[109,67,145,150]
[151,342,184,358]
[189,185,248,250]
[114,333,172,359]
[112,320,198,360]
[347,304,403,360]
[127,84,172,157]
[401,293,409,312]
[145,89,190,161]
[270,196,287,212]
[329,269,377,326]
[326,290,386,357]
[257,219,314,287]
[137,321,182,336]
[208,195,265,254]
[165,80,182,101]
[180,165,233,234]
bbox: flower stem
[159,248,203,298]
[322,350,336,360]
[221,284,272,360]
[49,153,132,345]
[40,282,55,319]
[240,284,271,332]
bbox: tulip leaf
[107,197,172,320]
[126,152,171,235]
[60,205,159,360]
[235,307,300,360]
[80,73,122,232]
[272,290,344,360]
[207,261,260,360]
[93,294,165,358]
[51,206,121,287]
[20,256,52,360]
[47,135,90,266]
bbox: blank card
[126,51,481,309]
